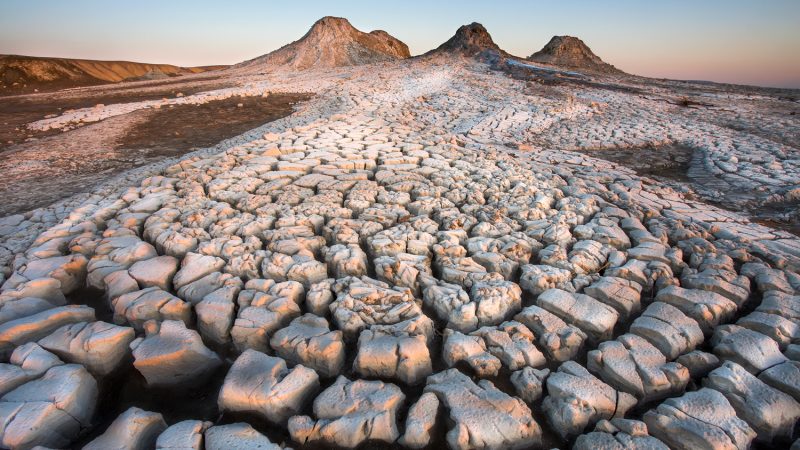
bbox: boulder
[514,304,586,362]
[629,302,704,360]
[218,349,319,424]
[398,392,439,449]
[0,364,97,449]
[588,333,690,402]
[83,406,167,450]
[542,361,637,439]
[0,305,96,359]
[156,420,211,450]
[510,366,550,404]
[0,343,62,397]
[270,314,345,378]
[643,388,756,450]
[288,376,405,448]
[38,321,134,376]
[130,320,221,387]
[537,288,618,344]
[425,368,542,449]
[711,325,787,374]
[112,287,191,332]
[353,316,433,384]
[704,361,800,443]
[204,423,283,450]
[574,419,669,450]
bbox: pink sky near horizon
[1,0,799,89]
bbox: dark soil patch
[0,76,232,151]
[576,144,800,236]
[117,92,312,158]
[575,144,694,183]
[0,91,311,217]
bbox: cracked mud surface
[0,54,799,449]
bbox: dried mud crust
[0,53,799,450]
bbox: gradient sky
[2,0,799,88]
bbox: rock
[156,420,211,450]
[288,376,405,448]
[588,333,690,402]
[172,253,225,292]
[510,366,550,404]
[128,255,179,291]
[0,343,62,397]
[0,305,96,359]
[676,350,720,379]
[574,419,669,450]
[629,302,704,360]
[519,264,574,296]
[584,276,642,320]
[425,368,542,449]
[711,325,787,374]
[218,349,319,424]
[11,254,88,294]
[737,311,800,350]
[305,279,335,316]
[681,268,750,306]
[231,280,303,353]
[83,406,167,450]
[112,287,191,332]
[441,328,500,377]
[643,388,756,450]
[514,304,586,362]
[756,290,800,320]
[353,316,433,384]
[38,321,134,377]
[469,279,523,327]
[0,278,65,307]
[329,276,421,338]
[704,361,800,443]
[130,320,222,387]
[204,423,283,450]
[627,242,669,265]
[470,321,546,370]
[195,286,238,346]
[655,285,738,335]
[759,361,800,403]
[0,364,97,449]
[422,280,476,332]
[323,244,368,278]
[176,272,242,305]
[537,288,619,344]
[270,314,345,377]
[543,361,637,439]
[398,392,439,449]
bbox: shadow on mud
[575,144,800,236]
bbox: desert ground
[0,17,799,450]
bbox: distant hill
[528,36,623,74]
[428,22,503,57]
[237,16,409,71]
[0,54,226,94]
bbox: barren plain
[0,17,799,450]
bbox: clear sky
[2,0,799,88]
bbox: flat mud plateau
[0,92,309,216]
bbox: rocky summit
[529,35,623,74]
[429,22,502,57]
[0,14,799,450]
[238,16,410,71]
